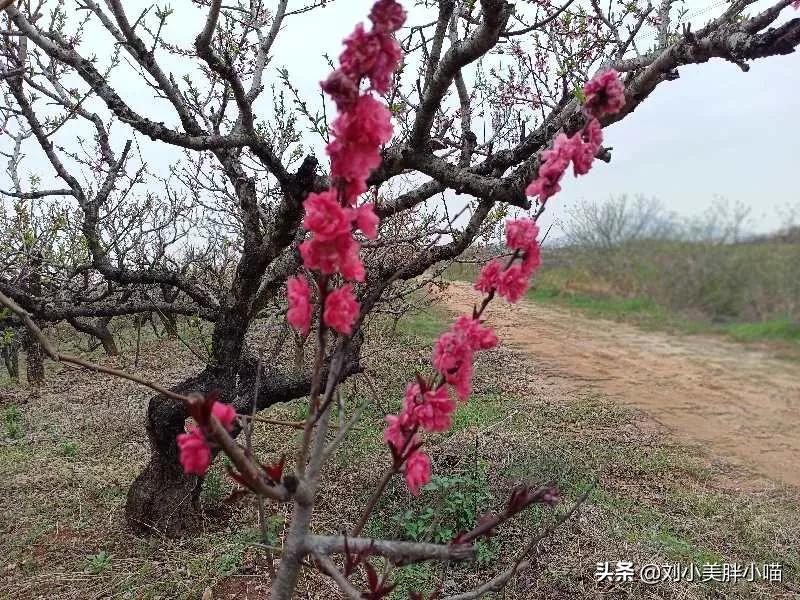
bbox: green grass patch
[528,284,675,324]
[3,405,24,440]
[450,393,505,432]
[59,441,79,457]
[526,282,800,352]
[649,531,723,564]
[723,318,800,343]
[392,305,450,341]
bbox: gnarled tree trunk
[125,368,219,535]
[126,309,255,535]
[96,318,119,356]
[160,312,179,339]
[124,359,311,535]
[24,331,44,386]
[124,315,361,536]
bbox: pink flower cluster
[582,69,626,119]
[287,0,406,337]
[525,70,624,202]
[322,0,405,109]
[383,381,455,495]
[287,276,313,335]
[383,218,545,494]
[475,219,542,303]
[432,316,499,400]
[177,400,237,475]
[383,316,498,494]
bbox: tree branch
[304,535,475,564]
[410,0,513,148]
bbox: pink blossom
[582,69,625,118]
[303,190,352,240]
[299,234,365,281]
[433,331,469,376]
[339,26,402,94]
[433,330,474,400]
[433,318,497,401]
[320,69,359,110]
[383,411,416,451]
[524,175,560,201]
[366,33,402,93]
[369,0,407,33]
[403,383,456,432]
[522,240,542,274]
[571,143,593,176]
[496,264,529,303]
[572,119,603,176]
[404,450,431,495]
[452,316,498,351]
[323,283,360,335]
[450,359,474,401]
[474,259,503,294]
[177,428,212,475]
[585,118,603,149]
[211,401,237,431]
[355,203,379,239]
[505,219,540,253]
[337,243,366,281]
[525,133,572,201]
[287,275,313,334]
[340,23,381,82]
[327,95,393,203]
[341,179,369,206]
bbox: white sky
[3,0,798,236]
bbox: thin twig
[241,414,328,430]
[311,551,363,600]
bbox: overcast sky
[4,0,798,236]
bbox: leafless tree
[562,194,677,247]
[1,3,798,594]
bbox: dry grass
[1,311,798,599]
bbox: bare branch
[410,0,513,148]
[311,552,363,600]
[304,535,476,564]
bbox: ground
[0,286,798,599]
[443,281,800,486]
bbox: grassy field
[1,309,798,599]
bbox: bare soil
[442,281,800,487]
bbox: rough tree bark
[69,317,119,356]
[125,303,251,534]
[98,326,119,356]
[125,368,220,535]
[1,338,19,380]
[160,313,179,339]
[23,330,44,386]
[24,254,44,386]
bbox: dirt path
[442,281,800,486]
